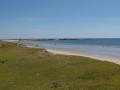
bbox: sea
[22,38,120,58]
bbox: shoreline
[46,48,120,65]
[4,40,120,65]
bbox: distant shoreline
[2,38,120,41]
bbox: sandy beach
[46,49,120,65]
[4,40,120,65]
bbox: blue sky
[0,0,120,39]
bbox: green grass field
[0,41,120,90]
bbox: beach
[46,48,120,65]
[5,40,120,65]
[26,45,120,65]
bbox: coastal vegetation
[0,41,120,90]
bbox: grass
[0,41,120,90]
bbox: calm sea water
[22,39,120,58]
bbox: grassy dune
[0,41,120,90]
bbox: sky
[0,0,120,39]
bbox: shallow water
[21,39,120,58]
